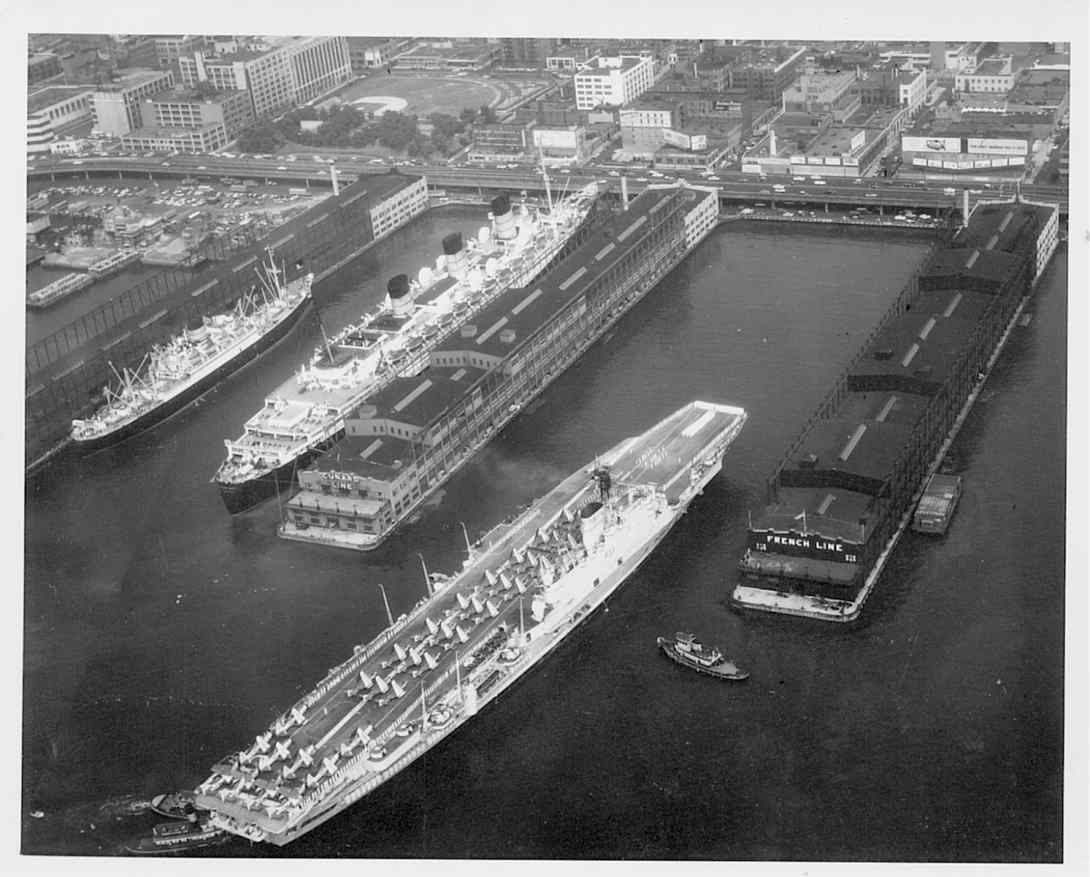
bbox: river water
[22,210,1066,861]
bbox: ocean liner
[195,399,747,845]
[70,249,312,451]
[279,183,722,552]
[214,176,600,515]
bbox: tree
[237,122,283,154]
[478,104,497,124]
[459,107,478,124]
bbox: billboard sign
[749,529,862,565]
[902,135,962,153]
[966,136,1027,156]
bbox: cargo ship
[26,271,93,308]
[214,175,601,515]
[279,183,722,552]
[732,196,1059,622]
[195,399,747,846]
[70,249,313,452]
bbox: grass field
[332,74,503,118]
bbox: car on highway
[865,192,877,198]
[814,179,826,186]
[277,166,287,171]
[607,170,620,176]
[636,177,649,182]
[161,161,171,166]
[708,175,721,181]
[853,178,863,184]
[197,165,207,170]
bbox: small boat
[657,632,749,680]
[150,791,198,820]
[124,818,228,855]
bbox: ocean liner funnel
[443,232,468,278]
[491,195,516,240]
[387,274,412,316]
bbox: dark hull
[124,830,228,855]
[216,427,344,515]
[73,295,312,455]
[657,639,748,680]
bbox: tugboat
[124,817,228,854]
[150,791,198,819]
[657,632,749,680]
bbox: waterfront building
[91,68,176,136]
[574,55,655,110]
[368,174,429,240]
[469,121,537,162]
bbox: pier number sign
[749,530,860,564]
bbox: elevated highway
[27,154,1068,216]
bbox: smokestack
[387,274,412,315]
[490,195,516,240]
[620,175,629,209]
[442,232,467,278]
[769,128,777,157]
[329,164,339,197]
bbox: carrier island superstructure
[195,398,746,845]
[279,183,721,551]
[732,195,1059,622]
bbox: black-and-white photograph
[15,1,1085,870]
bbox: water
[22,219,1066,861]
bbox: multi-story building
[391,39,501,72]
[179,36,351,119]
[140,87,254,138]
[955,57,1016,93]
[152,34,207,69]
[120,124,229,154]
[469,120,536,161]
[501,37,560,68]
[782,70,860,122]
[26,86,95,151]
[28,52,62,85]
[368,174,429,240]
[725,45,807,103]
[897,69,928,116]
[26,114,55,154]
[574,55,655,110]
[91,68,175,135]
[347,36,403,73]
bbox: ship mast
[377,583,394,628]
[539,146,553,215]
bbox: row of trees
[236,103,500,158]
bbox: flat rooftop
[805,126,865,157]
[95,69,171,91]
[753,486,880,546]
[356,362,489,432]
[975,58,1011,76]
[781,391,929,495]
[852,312,981,395]
[951,202,1050,253]
[28,85,93,114]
